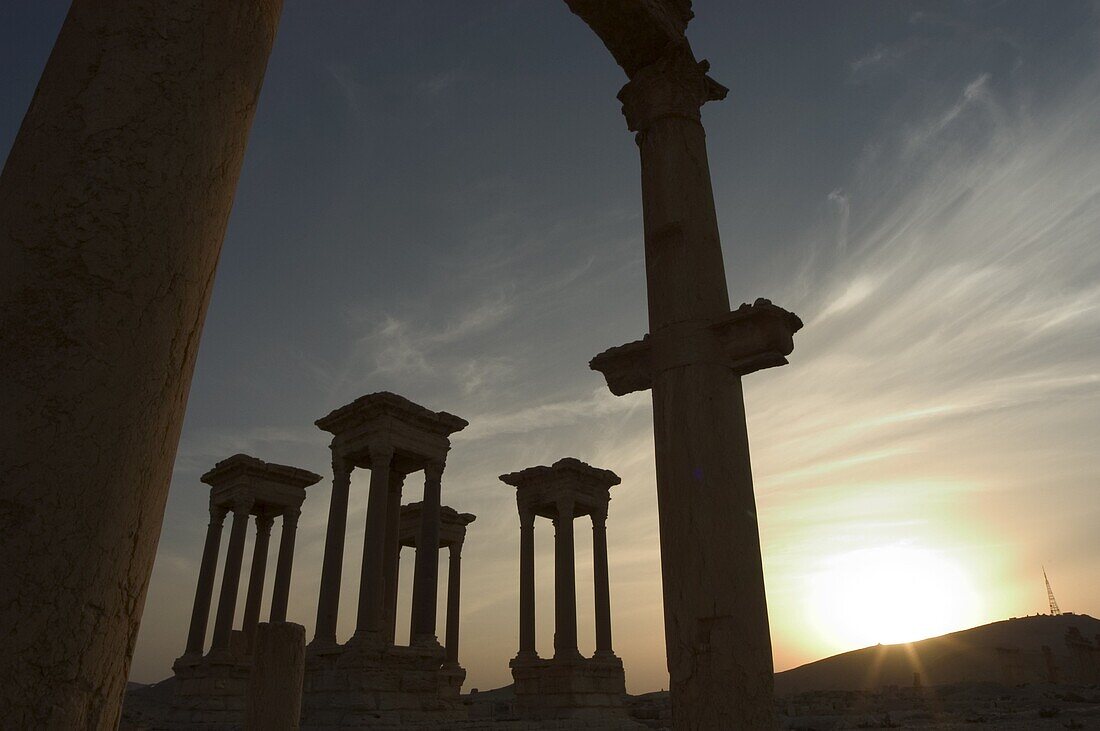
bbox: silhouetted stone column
[622,48,776,728]
[0,2,282,725]
[185,505,229,656]
[269,509,299,623]
[242,515,275,651]
[410,461,444,643]
[592,510,613,656]
[518,509,537,658]
[382,471,405,644]
[313,454,352,647]
[554,498,579,659]
[211,502,253,652]
[445,544,463,664]
[353,443,393,641]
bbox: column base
[511,654,627,720]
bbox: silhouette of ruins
[501,458,627,720]
[0,1,804,729]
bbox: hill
[775,613,1100,695]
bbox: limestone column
[242,514,275,652]
[410,460,444,643]
[211,501,253,653]
[0,2,282,726]
[353,443,393,640]
[621,49,775,727]
[382,471,405,644]
[184,505,229,656]
[444,543,463,664]
[592,510,614,656]
[269,509,300,623]
[313,453,352,646]
[518,508,537,658]
[553,498,579,660]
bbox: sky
[2,0,1099,696]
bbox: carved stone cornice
[590,298,803,396]
[617,45,728,133]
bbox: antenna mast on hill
[1044,567,1062,616]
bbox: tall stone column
[518,509,537,658]
[184,505,229,656]
[444,544,463,664]
[0,2,282,726]
[353,443,393,641]
[211,502,253,653]
[269,509,300,623]
[553,498,579,660]
[621,48,776,727]
[382,471,405,644]
[313,453,353,647]
[591,510,614,656]
[410,460,444,644]
[242,514,275,652]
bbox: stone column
[352,443,393,641]
[184,505,229,656]
[592,509,614,656]
[382,471,405,644]
[410,460,444,644]
[0,2,282,726]
[553,498,579,660]
[211,501,253,653]
[245,622,305,731]
[269,509,300,623]
[518,508,537,658]
[242,514,275,652]
[313,453,352,647]
[621,49,775,727]
[444,543,463,664]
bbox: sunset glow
[807,545,985,648]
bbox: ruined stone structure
[565,1,802,727]
[500,458,627,720]
[397,502,476,694]
[171,454,320,727]
[0,2,283,726]
[303,392,470,727]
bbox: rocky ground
[124,679,1100,729]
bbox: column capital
[255,514,275,534]
[519,507,536,529]
[209,503,229,525]
[617,45,728,134]
[591,507,608,530]
[555,496,575,522]
[424,459,446,483]
[367,440,394,466]
[331,450,353,477]
[283,507,301,528]
[231,498,254,517]
[449,542,462,559]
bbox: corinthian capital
[617,44,728,133]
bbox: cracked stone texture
[0,1,282,728]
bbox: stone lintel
[399,502,476,549]
[563,0,693,78]
[315,391,467,472]
[590,298,803,396]
[201,453,321,515]
[500,458,620,521]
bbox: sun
[807,544,985,649]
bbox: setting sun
[807,545,986,649]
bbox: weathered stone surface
[569,4,799,728]
[0,1,282,727]
[245,622,306,731]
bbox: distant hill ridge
[775,613,1100,695]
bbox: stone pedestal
[510,654,628,720]
[170,653,252,730]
